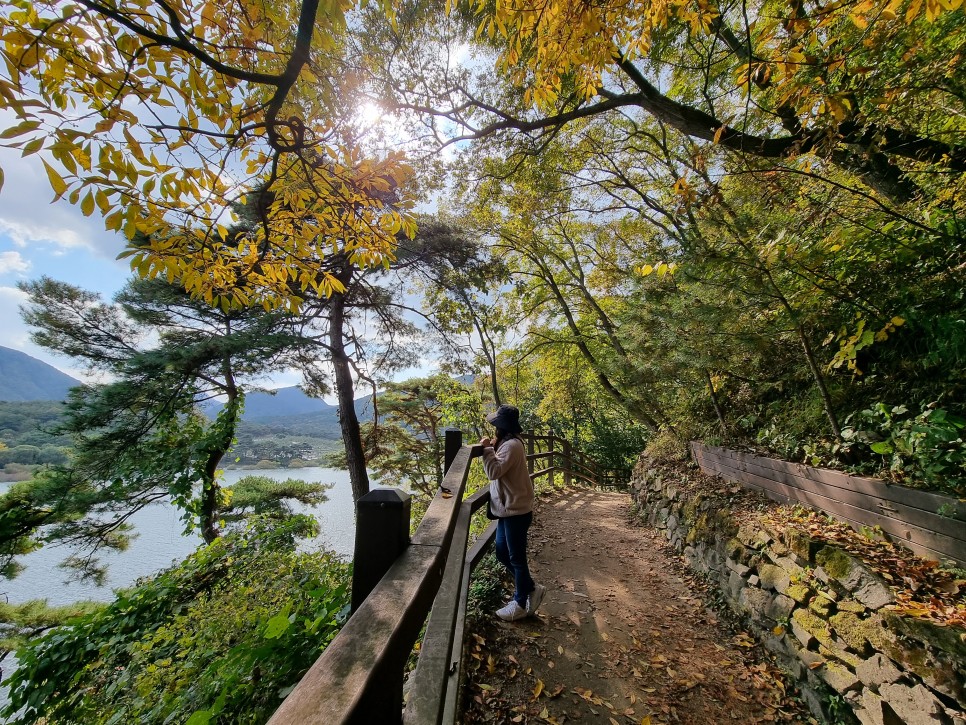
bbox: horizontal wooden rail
[405,487,492,724]
[521,430,628,491]
[692,442,966,566]
[441,520,497,722]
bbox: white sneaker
[526,584,545,615]
[496,600,528,621]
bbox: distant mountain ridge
[211,386,374,423]
[241,386,338,419]
[0,346,80,402]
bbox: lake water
[0,467,360,607]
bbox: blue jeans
[495,512,534,606]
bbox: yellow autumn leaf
[42,160,68,198]
[533,679,545,698]
[80,191,95,217]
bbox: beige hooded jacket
[482,437,534,517]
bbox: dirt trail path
[460,488,814,725]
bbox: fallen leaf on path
[533,679,545,699]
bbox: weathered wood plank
[269,446,479,725]
[267,545,440,725]
[694,446,966,543]
[695,453,963,564]
[696,443,966,521]
[405,494,476,723]
[412,447,478,547]
[443,519,497,725]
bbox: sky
[0,133,134,382]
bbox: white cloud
[0,110,126,260]
[0,217,92,250]
[0,250,30,275]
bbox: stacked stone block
[630,460,966,725]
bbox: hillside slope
[0,347,79,402]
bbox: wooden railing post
[548,433,555,487]
[347,488,412,724]
[444,429,463,474]
[526,429,534,475]
[352,489,411,614]
[563,439,572,488]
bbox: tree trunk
[796,325,842,439]
[329,290,371,502]
[200,385,240,543]
[705,368,729,437]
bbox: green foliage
[465,552,506,621]
[0,599,103,655]
[365,374,487,498]
[2,519,351,725]
[844,404,966,496]
[10,275,314,575]
[221,475,331,533]
[0,401,72,481]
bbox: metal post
[444,428,463,474]
[352,489,411,614]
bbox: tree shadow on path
[459,488,816,724]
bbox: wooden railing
[267,429,628,725]
[692,442,966,566]
[521,429,629,490]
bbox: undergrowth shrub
[2,518,351,725]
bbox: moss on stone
[818,644,862,670]
[793,608,835,649]
[682,495,703,523]
[784,527,821,563]
[786,584,814,604]
[809,596,836,619]
[836,599,867,614]
[883,612,966,661]
[815,546,855,581]
[829,612,872,654]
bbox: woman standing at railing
[480,405,546,622]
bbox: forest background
[0,0,963,720]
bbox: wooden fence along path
[691,442,966,566]
[268,429,626,725]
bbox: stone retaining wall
[629,458,966,725]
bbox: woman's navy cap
[486,404,522,433]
